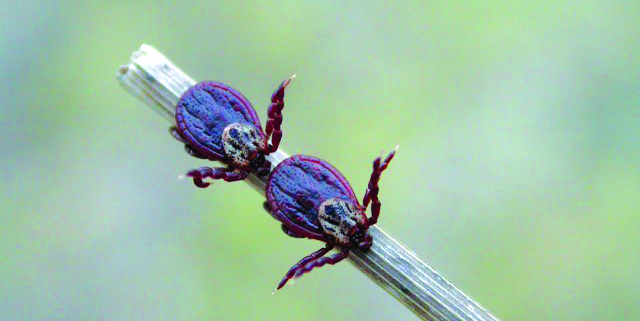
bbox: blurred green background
[1,0,639,320]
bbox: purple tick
[171,76,295,187]
[265,149,397,290]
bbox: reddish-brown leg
[262,202,299,236]
[255,159,272,177]
[169,126,208,159]
[186,167,249,188]
[293,247,350,278]
[362,148,397,227]
[262,201,278,221]
[265,75,295,153]
[183,145,208,159]
[169,126,186,143]
[276,244,333,290]
[280,224,304,238]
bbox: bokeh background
[2,1,639,320]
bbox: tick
[171,76,295,187]
[264,149,397,290]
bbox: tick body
[265,149,396,290]
[172,77,294,187]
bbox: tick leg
[281,224,304,238]
[255,159,272,177]
[362,147,397,226]
[183,145,208,159]
[265,75,295,153]
[169,126,208,159]
[262,201,281,221]
[169,126,186,143]
[276,244,333,290]
[186,167,249,188]
[293,247,350,278]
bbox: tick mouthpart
[356,232,373,250]
[351,227,372,249]
[247,149,259,161]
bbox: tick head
[318,197,371,249]
[222,123,267,169]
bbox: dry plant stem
[117,44,499,321]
